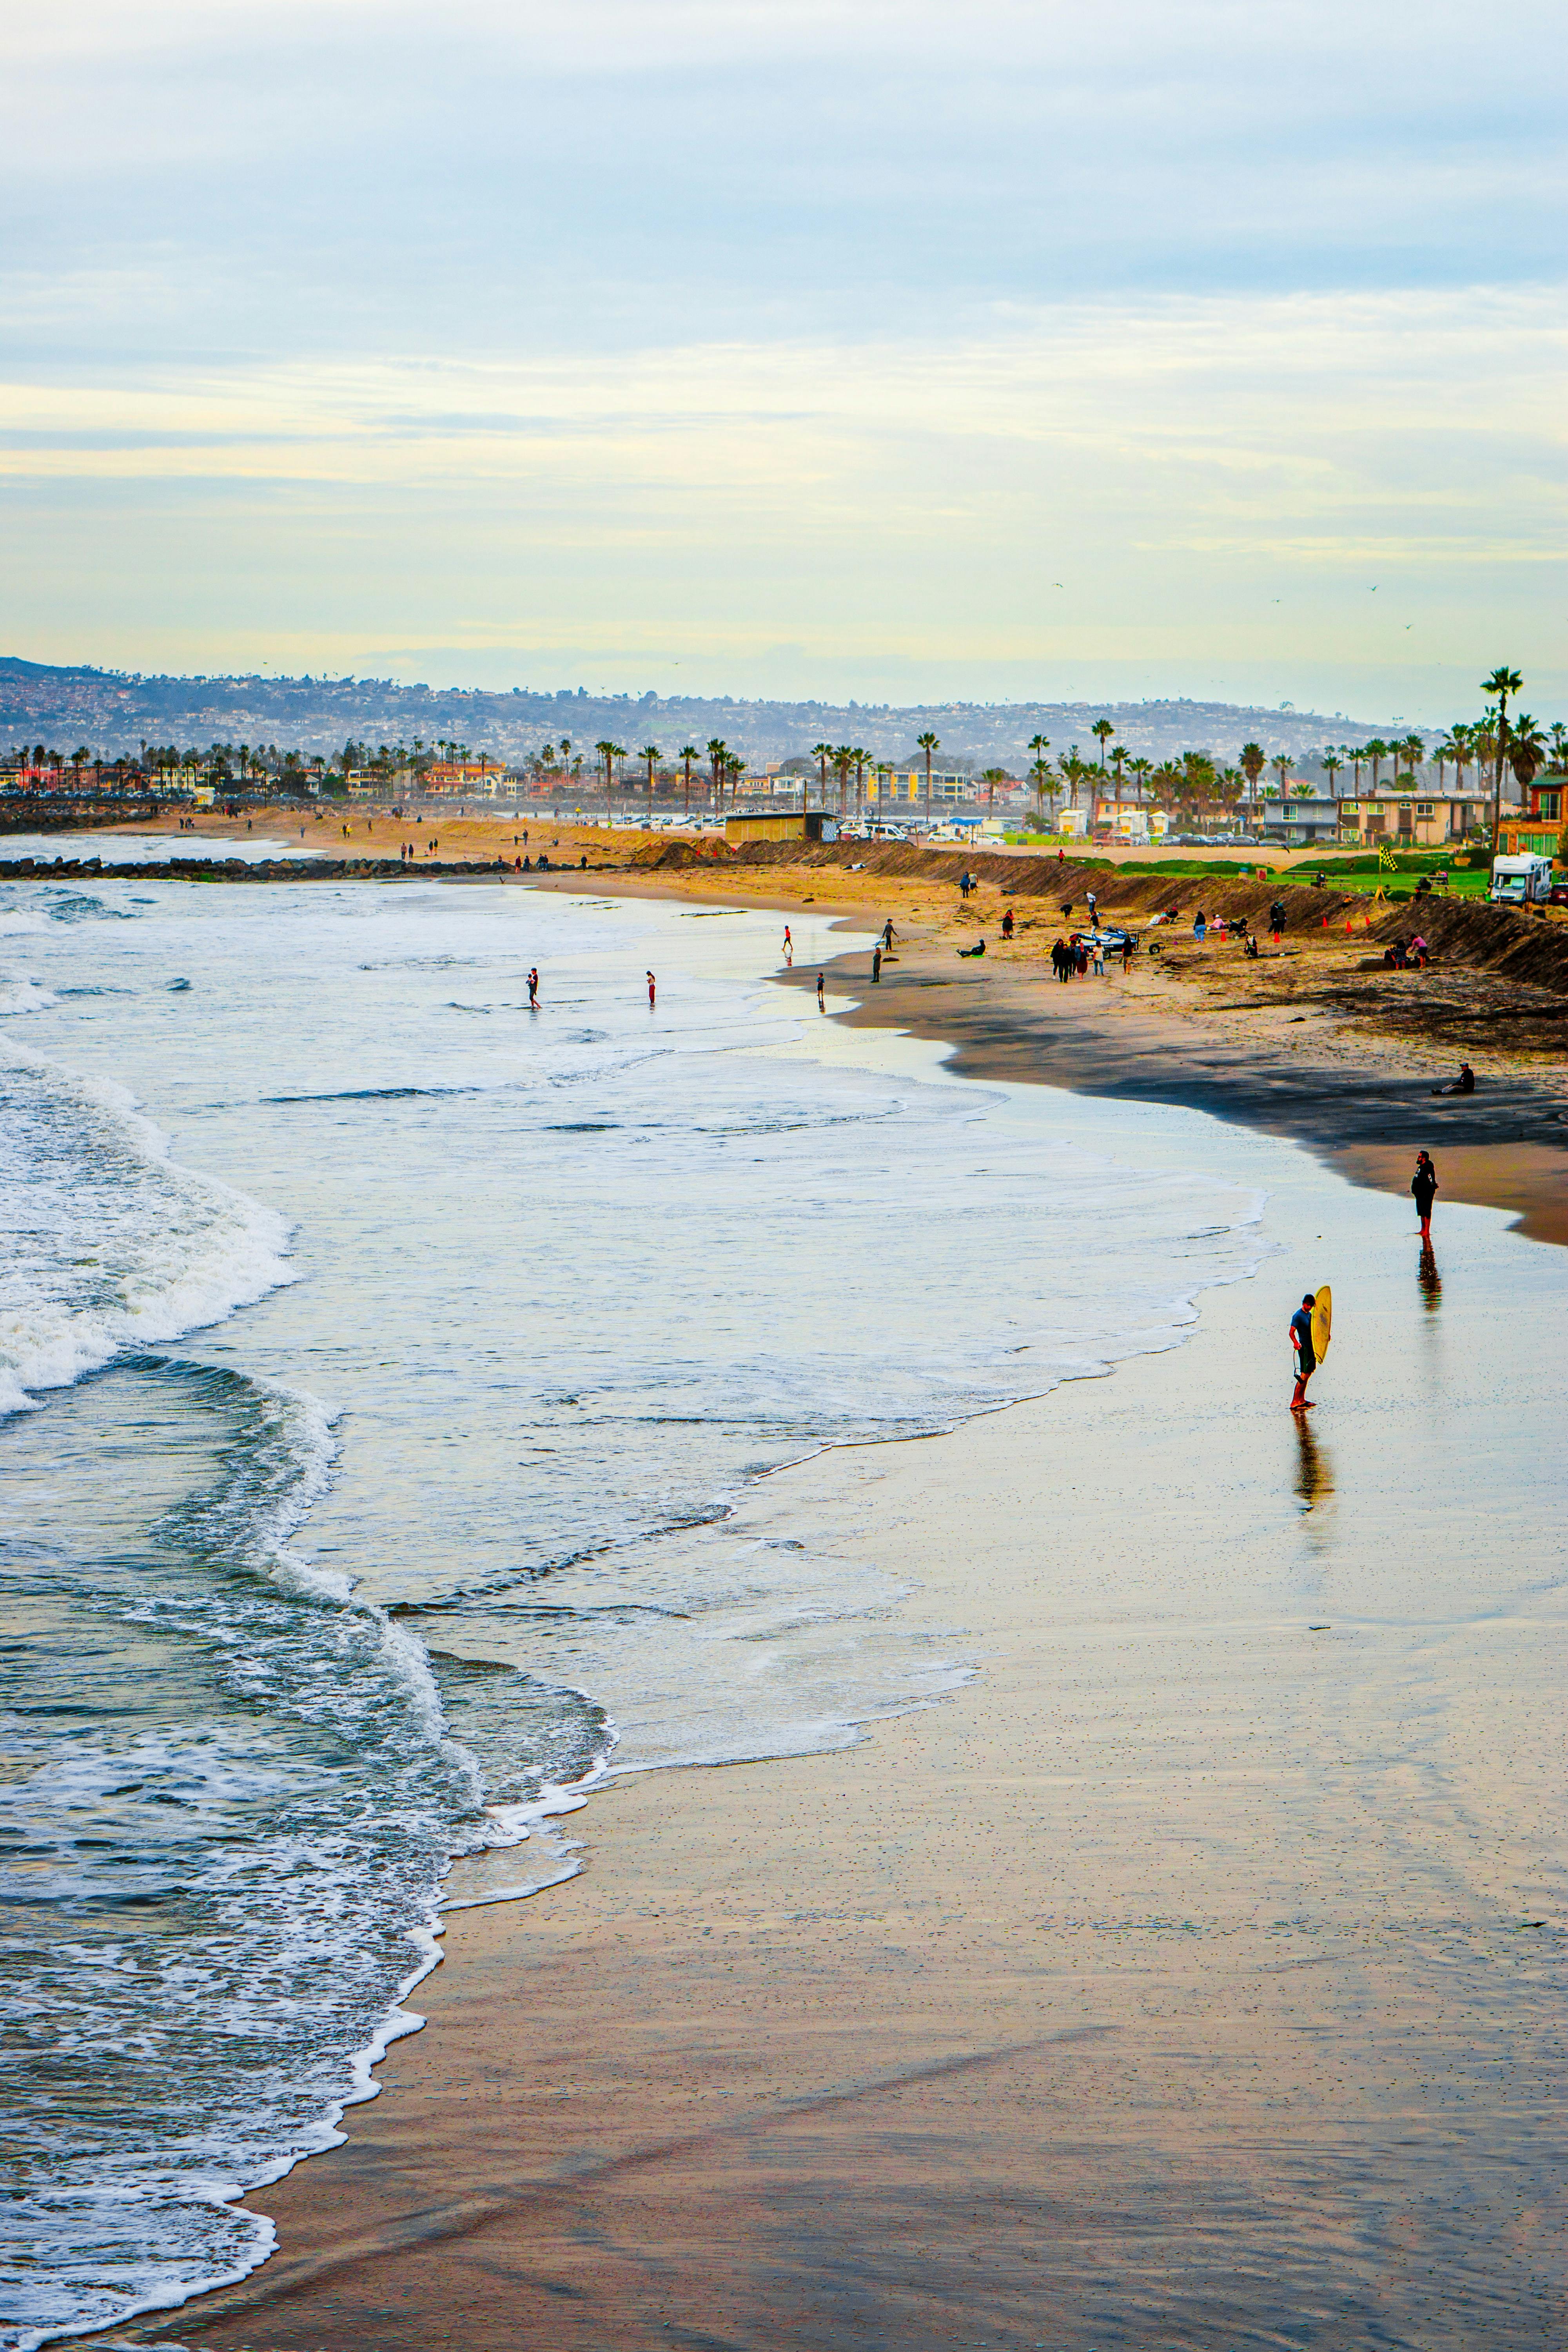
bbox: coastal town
[6,695,1565,859]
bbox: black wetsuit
[1412,1166,1437,1220]
[1290,1306,1316,1377]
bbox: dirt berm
[630,835,1568,997]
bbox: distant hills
[0,656,1404,774]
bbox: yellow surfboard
[1311,1284,1332,1363]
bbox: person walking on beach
[527,967,539,1009]
[1412,1150,1437,1242]
[1290,1293,1318,1412]
[816,971,826,1011]
[1193,909,1207,944]
[872,945,882,982]
[783,925,793,967]
[647,971,656,1008]
[881,918,895,953]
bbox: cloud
[1,0,1563,709]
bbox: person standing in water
[816,971,826,1011]
[646,971,656,1009]
[527,968,539,1008]
[1290,1293,1317,1412]
[871,945,882,982]
[1411,1150,1437,1241]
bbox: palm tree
[873,761,893,818]
[707,737,728,814]
[1028,755,1053,829]
[833,744,853,815]
[916,731,939,830]
[1060,748,1090,815]
[1272,752,1292,798]
[1481,665,1523,871]
[981,766,1008,818]
[640,742,661,826]
[1508,714,1546,792]
[1548,722,1568,774]
[1028,732,1050,799]
[1127,755,1154,824]
[1399,731,1425,784]
[811,741,832,811]
[1365,737,1389,791]
[679,744,699,818]
[1321,751,1344,799]
[1109,742,1127,807]
[852,748,868,822]
[1091,718,1116,770]
[1240,741,1266,822]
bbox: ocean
[0,865,1268,2348]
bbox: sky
[2,0,1564,724]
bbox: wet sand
[108,1010,1568,2351]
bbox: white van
[1489,853,1555,906]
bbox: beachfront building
[1337,791,1490,848]
[1243,793,1344,846]
[423,758,506,796]
[868,768,977,808]
[1499,777,1566,859]
[1090,796,1167,844]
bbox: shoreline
[97,1089,1568,2350]
[13,805,1566,1247]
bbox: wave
[0,1039,295,1417]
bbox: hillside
[0,656,1403,773]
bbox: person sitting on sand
[1243,928,1259,958]
[956,938,986,958]
[1431,1062,1475,1095]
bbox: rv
[1489,853,1555,907]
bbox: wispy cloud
[1,0,1563,710]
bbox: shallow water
[0,875,1270,2348]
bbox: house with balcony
[1499,777,1564,857]
[1337,791,1491,848]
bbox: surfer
[1411,1150,1437,1241]
[1290,1293,1318,1412]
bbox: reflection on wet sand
[1293,1416,1334,1510]
[1419,1243,1443,1308]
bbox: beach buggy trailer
[1489,853,1555,907]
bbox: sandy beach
[78,802,1568,1244]
[83,875,1568,2352]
